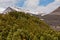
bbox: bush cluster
[0,12,60,40]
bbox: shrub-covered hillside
[0,12,60,40]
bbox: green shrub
[0,11,60,40]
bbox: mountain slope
[1,11,60,40]
[40,7,60,31]
[50,7,60,15]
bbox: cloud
[37,1,60,14]
[0,7,5,13]
[0,0,22,8]
[55,0,60,1]
[0,0,60,14]
[23,0,60,14]
[0,0,23,13]
[23,0,39,10]
[42,1,60,14]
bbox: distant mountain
[3,7,16,13]
[41,7,60,27]
[3,7,38,15]
[50,7,60,15]
[52,7,60,13]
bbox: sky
[0,0,60,14]
[39,0,55,6]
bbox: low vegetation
[0,11,60,40]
